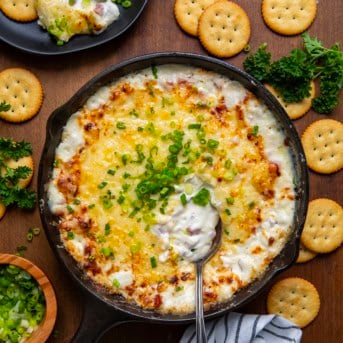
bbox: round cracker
[262,0,317,35]
[296,242,317,263]
[301,119,343,174]
[0,68,43,123]
[174,0,217,36]
[4,155,34,188]
[1,0,37,22]
[198,0,251,58]
[301,198,343,254]
[265,81,315,120]
[267,277,320,328]
[0,202,6,221]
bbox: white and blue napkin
[181,312,302,343]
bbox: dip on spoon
[151,177,222,342]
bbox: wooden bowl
[0,254,57,343]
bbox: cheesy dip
[47,64,296,314]
[36,0,120,44]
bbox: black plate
[0,0,147,55]
[38,53,309,342]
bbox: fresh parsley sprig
[0,138,36,209]
[243,33,343,113]
[0,138,32,161]
[0,101,11,112]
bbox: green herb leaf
[226,197,235,205]
[180,193,187,206]
[252,125,259,137]
[0,101,11,112]
[151,65,158,79]
[113,279,120,288]
[150,256,157,268]
[192,188,210,207]
[243,43,271,81]
[116,121,126,130]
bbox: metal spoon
[195,218,222,343]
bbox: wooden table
[0,1,342,342]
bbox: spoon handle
[196,262,207,343]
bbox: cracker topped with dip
[47,64,296,314]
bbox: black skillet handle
[72,291,132,343]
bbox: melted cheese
[36,0,120,43]
[48,65,296,314]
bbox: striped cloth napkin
[180,312,302,343]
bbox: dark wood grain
[0,1,342,342]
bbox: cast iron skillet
[38,52,309,342]
[0,0,147,56]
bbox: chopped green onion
[207,139,219,150]
[16,245,27,257]
[248,201,256,209]
[105,223,111,235]
[113,279,120,288]
[192,188,211,206]
[130,242,142,254]
[188,123,201,129]
[101,247,113,257]
[118,195,125,204]
[122,184,130,192]
[66,205,74,213]
[150,256,157,268]
[67,231,75,240]
[32,227,40,236]
[252,125,259,137]
[226,197,235,205]
[26,231,33,242]
[107,169,116,175]
[73,198,81,205]
[204,155,213,165]
[225,208,231,216]
[180,193,187,206]
[243,44,251,53]
[122,0,132,8]
[98,181,108,189]
[121,154,130,165]
[175,286,184,292]
[224,159,232,169]
[129,109,139,117]
[123,172,131,179]
[151,65,158,79]
[116,121,126,130]
[128,230,135,237]
[88,203,95,209]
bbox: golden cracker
[265,81,315,120]
[301,198,343,254]
[0,68,43,123]
[174,0,217,36]
[301,119,343,174]
[296,242,317,263]
[198,0,251,58]
[267,277,320,328]
[262,0,317,35]
[5,155,34,188]
[1,0,37,22]
[0,202,6,221]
